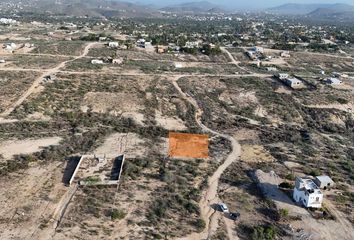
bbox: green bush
[194,218,206,232]
[111,208,126,221]
[252,225,276,240]
[279,208,289,219]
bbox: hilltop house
[293,177,323,208]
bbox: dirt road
[0,42,98,118]
[221,47,250,74]
[172,77,241,239]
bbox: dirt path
[221,47,250,74]
[172,77,241,240]
[0,42,98,118]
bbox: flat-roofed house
[285,78,303,88]
[293,177,323,208]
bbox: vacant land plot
[0,136,62,160]
[5,55,71,70]
[30,41,86,56]
[0,70,39,113]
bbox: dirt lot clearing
[0,137,62,160]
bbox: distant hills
[268,3,354,21]
[308,4,354,20]
[0,0,160,18]
[160,1,225,13]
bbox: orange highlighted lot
[169,132,209,159]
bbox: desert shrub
[111,208,126,220]
[279,208,289,219]
[193,218,206,232]
[279,182,293,189]
[251,225,276,240]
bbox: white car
[218,203,229,213]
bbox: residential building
[253,46,264,53]
[108,42,119,48]
[276,73,289,79]
[314,176,335,190]
[91,59,104,65]
[326,77,342,85]
[285,77,303,88]
[293,177,323,208]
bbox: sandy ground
[0,162,67,240]
[154,109,187,131]
[81,92,144,115]
[241,145,275,163]
[0,137,62,160]
[93,132,168,158]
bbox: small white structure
[0,59,6,64]
[293,177,323,208]
[319,70,325,75]
[267,67,277,72]
[174,62,184,69]
[3,43,17,52]
[253,46,264,53]
[108,42,119,48]
[91,59,104,65]
[0,18,17,25]
[285,77,303,88]
[136,39,154,50]
[280,51,291,58]
[314,176,335,190]
[185,41,200,49]
[112,58,123,65]
[326,77,342,85]
[277,73,289,80]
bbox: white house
[285,77,303,88]
[0,18,17,25]
[3,43,17,52]
[326,77,342,85]
[185,41,200,49]
[253,46,264,53]
[0,59,5,64]
[293,177,323,208]
[108,42,119,48]
[91,59,104,65]
[276,73,289,80]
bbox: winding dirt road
[172,77,241,239]
[0,42,98,118]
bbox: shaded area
[111,155,124,181]
[62,156,81,185]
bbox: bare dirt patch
[93,132,167,158]
[241,145,275,163]
[0,137,62,160]
[81,92,144,115]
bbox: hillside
[0,0,160,18]
[160,1,224,13]
[268,3,333,15]
[308,3,354,20]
